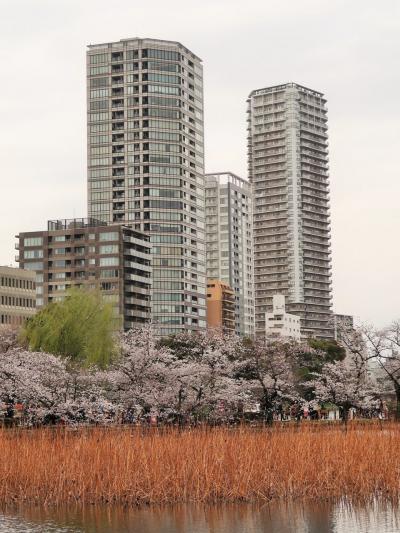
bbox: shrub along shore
[1,423,399,506]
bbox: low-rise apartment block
[0,266,36,326]
[17,218,151,329]
[265,294,301,340]
[206,279,236,332]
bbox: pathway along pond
[0,501,399,532]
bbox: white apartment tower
[86,38,206,335]
[205,172,254,337]
[247,83,333,339]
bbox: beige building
[0,266,36,326]
[206,279,235,332]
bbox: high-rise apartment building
[86,38,206,334]
[247,83,333,339]
[17,219,151,330]
[205,173,254,336]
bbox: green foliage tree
[295,339,346,401]
[22,289,118,368]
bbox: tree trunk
[342,406,349,433]
[395,385,400,421]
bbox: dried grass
[0,422,399,506]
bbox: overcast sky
[0,0,399,326]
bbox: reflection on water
[0,501,399,533]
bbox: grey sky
[0,0,399,326]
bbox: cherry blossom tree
[235,337,301,422]
[166,330,248,422]
[0,342,115,424]
[338,320,400,418]
[104,325,177,420]
[308,350,380,423]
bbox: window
[54,248,66,255]
[89,113,109,123]
[152,293,182,301]
[99,232,119,241]
[24,250,43,259]
[89,123,109,133]
[153,304,183,314]
[99,244,118,254]
[89,168,109,179]
[146,108,180,119]
[24,237,43,247]
[145,61,180,73]
[148,119,180,130]
[148,154,180,163]
[143,49,180,61]
[90,89,109,99]
[147,85,180,95]
[126,49,139,60]
[153,258,182,267]
[89,53,108,65]
[152,269,181,279]
[90,190,111,201]
[145,177,181,187]
[150,235,183,244]
[148,131,180,142]
[148,188,181,198]
[99,257,119,266]
[90,157,110,166]
[148,200,182,209]
[90,134,110,145]
[146,73,180,84]
[148,165,181,175]
[100,269,119,278]
[89,66,109,75]
[90,77,109,88]
[147,96,180,107]
[90,146,109,156]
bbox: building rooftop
[248,82,325,100]
[87,37,202,62]
[205,172,251,190]
[47,218,108,231]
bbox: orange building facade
[206,280,235,332]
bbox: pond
[0,501,398,532]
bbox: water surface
[1,501,399,532]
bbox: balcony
[111,64,124,73]
[125,309,150,319]
[111,76,124,85]
[112,99,124,108]
[125,297,150,306]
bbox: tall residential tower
[247,83,333,339]
[86,38,206,335]
[205,173,254,337]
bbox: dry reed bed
[0,423,399,505]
